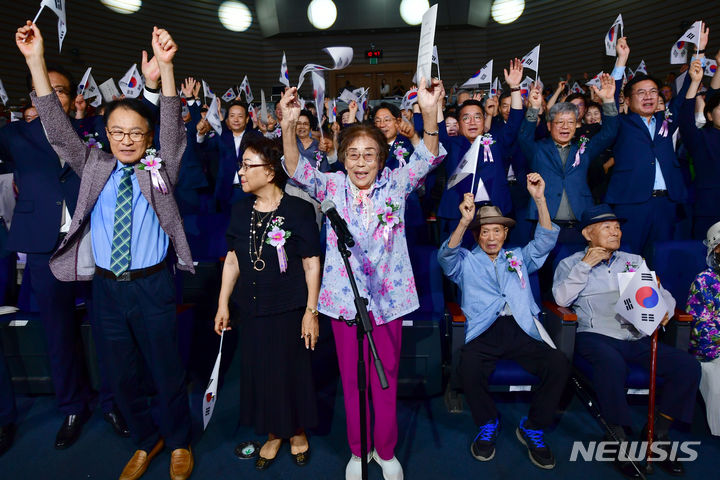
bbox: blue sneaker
[516,417,555,469]
[470,418,500,461]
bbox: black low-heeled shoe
[292,448,311,466]
[255,455,275,471]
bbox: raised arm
[546,81,567,111]
[279,87,302,177]
[18,21,90,175]
[153,27,185,183]
[517,84,542,161]
[584,74,620,157]
[613,37,630,107]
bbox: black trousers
[27,252,114,415]
[460,315,570,428]
[0,340,15,426]
[92,266,191,451]
[575,332,701,427]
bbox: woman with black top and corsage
[214,136,321,471]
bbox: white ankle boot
[345,453,373,480]
[372,449,404,480]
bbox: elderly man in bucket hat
[438,173,569,470]
[553,204,700,478]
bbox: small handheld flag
[34,0,67,52]
[605,14,624,56]
[279,52,290,87]
[203,330,225,430]
[0,79,8,106]
[119,64,144,99]
[461,60,493,88]
[221,88,236,102]
[297,46,353,90]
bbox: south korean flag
[614,261,670,337]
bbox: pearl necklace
[248,194,283,272]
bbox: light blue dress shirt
[611,66,667,190]
[438,224,560,343]
[91,160,169,270]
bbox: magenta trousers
[331,316,402,460]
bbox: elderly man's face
[476,223,508,259]
[548,111,577,146]
[583,220,622,252]
[570,98,586,120]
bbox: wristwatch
[307,307,319,316]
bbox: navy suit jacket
[518,107,619,220]
[420,108,523,219]
[605,76,689,204]
[200,124,262,210]
[177,103,208,191]
[0,118,88,253]
[678,98,720,216]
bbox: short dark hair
[103,98,156,133]
[298,109,317,130]
[243,136,288,188]
[623,73,660,99]
[498,91,511,102]
[704,93,720,123]
[458,99,484,117]
[373,102,401,119]
[444,111,458,121]
[337,124,388,170]
[26,64,75,93]
[226,100,248,116]
[585,101,602,113]
[565,92,587,106]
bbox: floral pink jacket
[284,141,445,324]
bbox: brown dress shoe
[119,439,164,480]
[170,447,194,480]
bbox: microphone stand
[334,229,388,480]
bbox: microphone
[321,200,355,248]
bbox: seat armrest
[446,302,466,324]
[662,308,692,351]
[542,301,578,361]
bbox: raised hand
[141,50,160,86]
[526,172,545,200]
[528,84,543,109]
[416,77,442,114]
[74,94,87,118]
[593,73,616,103]
[504,58,523,88]
[197,118,211,136]
[556,80,567,92]
[181,77,197,98]
[15,21,44,61]
[397,118,416,139]
[688,59,704,83]
[278,87,301,129]
[485,95,499,116]
[151,26,177,65]
[616,37,630,64]
[458,193,476,227]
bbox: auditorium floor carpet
[2,334,719,480]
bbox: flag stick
[32,5,44,24]
[645,328,659,474]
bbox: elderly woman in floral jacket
[686,220,720,436]
[280,78,445,480]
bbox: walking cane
[645,328,659,474]
[571,376,647,480]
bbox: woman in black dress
[214,137,321,470]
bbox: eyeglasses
[345,150,378,162]
[107,129,148,142]
[552,120,575,127]
[374,116,395,125]
[238,162,270,172]
[633,88,659,98]
[461,113,484,123]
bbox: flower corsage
[658,108,672,137]
[393,145,410,168]
[506,251,525,288]
[137,148,168,194]
[479,133,495,162]
[314,151,324,170]
[376,198,401,246]
[266,216,291,273]
[83,131,103,150]
[573,135,589,168]
[623,261,638,273]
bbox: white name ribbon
[297,46,353,90]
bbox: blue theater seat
[650,240,706,309]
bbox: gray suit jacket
[32,92,195,281]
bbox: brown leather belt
[95,262,165,282]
